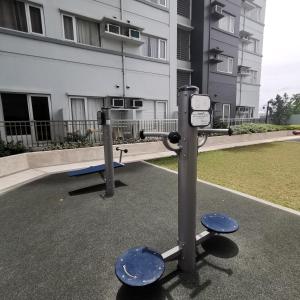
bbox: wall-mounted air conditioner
[112,98,125,108]
[213,5,223,15]
[105,23,121,35]
[129,29,141,40]
[130,99,143,108]
[209,53,223,63]
[238,66,251,76]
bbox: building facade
[0,0,178,132]
[189,0,266,121]
[0,0,266,138]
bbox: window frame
[68,97,104,121]
[217,55,234,74]
[150,0,167,8]
[218,12,235,34]
[62,14,77,41]
[142,35,167,60]
[61,13,101,48]
[158,39,167,60]
[0,0,45,35]
[26,2,45,35]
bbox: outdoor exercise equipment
[68,100,128,197]
[115,86,239,286]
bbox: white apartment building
[0,0,178,133]
[237,0,266,118]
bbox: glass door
[30,95,51,141]
[1,93,31,145]
[222,104,231,125]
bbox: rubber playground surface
[0,162,299,299]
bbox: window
[245,38,260,54]
[62,14,101,47]
[177,0,190,18]
[141,35,167,59]
[63,15,76,40]
[245,70,258,84]
[218,12,235,34]
[217,55,234,74]
[1,93,51,139]
[148,0,167,7]
[177,29,190,61]
[0,0,44,34]
[69,97,103,121]
[246,6,261,22]
[222,104,231,122]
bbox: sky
[260,1,300,108]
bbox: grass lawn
[150,142,300,211]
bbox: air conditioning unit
[210,53,220,60]
[213,5,223,15]
[129,29,141,40]
[238,66,251,76]
[105,23,120,35]
[112,98,124,108]
[130,99,143,108]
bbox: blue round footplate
[201,213,239,234]
[115,246,165,287]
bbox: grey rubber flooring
[0,162,299,300]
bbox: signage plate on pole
[190,95,211,111]
[190,111,211,127]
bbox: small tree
[291,94,300,114]
[269,93,293,125]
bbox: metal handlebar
[140,130,181,153]
[140,130,181,144]
[197,128,233,136]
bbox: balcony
[100,17,144,45]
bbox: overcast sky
[260,1,300,107]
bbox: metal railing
[0,118,267,151]
[220,118,265,126]
[0,119,178,150]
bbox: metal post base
[161,230,215,262]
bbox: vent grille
[177,71,191,90]
[177,29,190,61]
[177,0,191,18]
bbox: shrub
[231,123,300,135]
[0,140,27,157]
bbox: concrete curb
[0,132,298,194]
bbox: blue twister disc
[201,213,239,234]
[115,246,165,287]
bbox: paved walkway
[0,135,298,195]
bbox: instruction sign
[189,94,212,127]
[191,95,211,111]
[191,111,211,127]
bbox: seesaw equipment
[115,86,239,287]
[68,99,128,197]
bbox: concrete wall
[0,0,177,120]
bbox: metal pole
[102,102,115,197]
[177,86,199,272]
